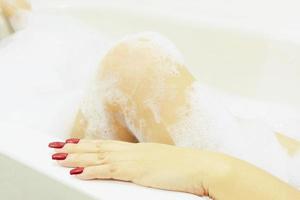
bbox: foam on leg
[76,31,296,186]
[77,32,195,143]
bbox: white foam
[120,31,185,72]
[0,11,110,139]
[9,10,31,31]
[288,152,300,189]
[170,83,289,182]
[1,9,299,190]
[84,32,299,186]
[80,32,186,141]
[80,83,115,139]
[226,96,300,141]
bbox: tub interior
[0,1,300,200]
[40,3,300,108]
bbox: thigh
[71,32,196,144]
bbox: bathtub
[34,0,300,108]
[1,0,300,199]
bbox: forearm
[202,151,300,200]
[49,139,299,200]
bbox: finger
[76,139,135,148]
[69,139,132,145]
[48,138,98,148]
[55,140,131,154]
[49,139,131,150]
[74,163,134,181]
[75,165,115,180]
[48,138,83,149]
[57,153,106,168]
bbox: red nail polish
[65,138,80,144]
[52,153,68,160]
[48,142,65,149]
[70,167,84,175]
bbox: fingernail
[52,153,68,160]
[65,138,80,144]
[48,142,65,149]
[70,167,84,175]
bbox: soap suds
[80,32,186,141]
[0,9,299,191]
[0,12,110,139]
[170,82,289,183]
[121,31,185,73]
[288,152,300,189]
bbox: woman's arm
[210,150,300,200]
[49,139,300,200]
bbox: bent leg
[71,32,195,144]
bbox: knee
[97,32,192,96]
[94,32,195,130]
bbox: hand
[49,139,300,200]
[49,139,229,198]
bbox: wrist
[185,149,234,198]
[205,152,237,199]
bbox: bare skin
[71,32,194,145]
[276,133,300,156]
[52,33,300,200]
[2,0,300,199]
[51,140,300,200]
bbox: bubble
[169,82,290,182]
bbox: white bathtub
[0,0,300,199]
[34,0,300,108]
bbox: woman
[47,32,300,199]
[2,0,300,199]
